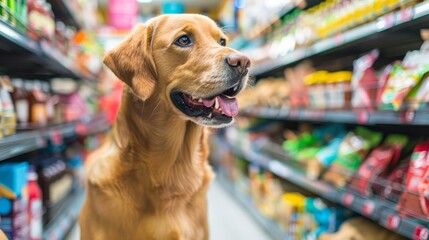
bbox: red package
[418,167,429,216]
[382,159,410,202]
[376,64,394,107]
[405,141,429,192]
[351,49,380,111]
[349,135,407,197]
[398,141,429,218]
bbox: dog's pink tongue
[217,95,238,117]
[202,98,215,107]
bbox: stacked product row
[242,0,423,63]
[211,135,407,239]
[0,77,100,139]
[0,0,103,77]
[0,132,105,240]
[239,39,429,111]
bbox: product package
[348,134,408,197]
[319,217,406,240]
[351,49,380,111]
[380,64,429,110]
[398,140,429,218]
[0,162,30,240]
[381,158,411,203]
[322,127,382,188]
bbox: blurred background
[1,0,429,240]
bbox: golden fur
[79,14,249,240]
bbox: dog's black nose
[226,54,251,74]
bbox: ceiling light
[138,0,153,3]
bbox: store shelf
[247,2,297,40]
[0,19,95,80]
[218,132,429,239]
[251,1,429,76]
[39,40,98,81]
[0,115,110,162]
[0,18,40,54]
[241,107,429,125]
[217,171,287,240]
[0,131,45,161]
[42,189,85,240]
[48,0,82,29]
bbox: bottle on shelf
[12,78,30,125]
[27,165,42,240]
[27,80,47,126]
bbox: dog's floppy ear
[103,24,157,100]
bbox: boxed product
[0,162,29,240]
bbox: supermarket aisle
[208,178,271,240]
[66,178,271,240]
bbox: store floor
[66,177,271,240]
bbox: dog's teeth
[233,86,238,91]
[208,113,212,118]
[198,98,203,103]
[214,98,219,109]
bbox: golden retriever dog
[79,14,250,240]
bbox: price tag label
[400,7,414,22]
[414,226,429,240]
[290,109,298,118]
[387,214,401,230]
[400,109,415,123]
[343,193,354,206]
[377,13,395,30]
[363,201,375,216]
[334,33,344,45]
[357,110,369,124]
[37,137,46,148]
[76,123,86,135]
[50,129,63,145]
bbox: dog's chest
[133,208,206,240]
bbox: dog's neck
[110,87,207,190]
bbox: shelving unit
[0,115,110,162]
[0,18,96,80]
[42,189,85,240]
[251,1,429,76]
[241,107,429,125]
[247,2,297,40]
[0,0,103,240]
[48,0,82,29]
[216,133,429,240]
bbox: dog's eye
[175,35,193,47]
[220,38,226,46]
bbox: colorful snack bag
[349,134,408,197]
[322,127,382,188]
[351,49,380,111]
[406,74,429,110]
[398,141,429,218]
[380,64,429,110]
[382,158,411,202]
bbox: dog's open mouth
[171,85,240,124]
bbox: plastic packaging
[351,49,380,111]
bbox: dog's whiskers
[149,101,161,118]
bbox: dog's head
[103,14,250,128]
